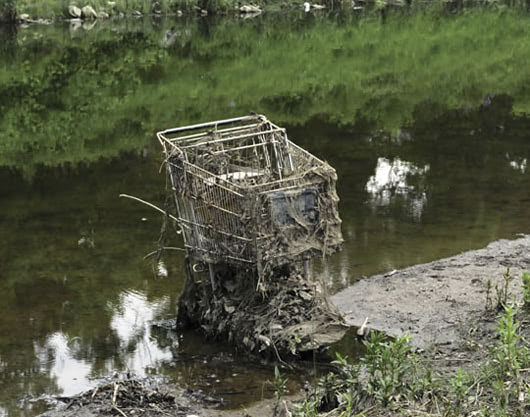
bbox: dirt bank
[332,234,530,350]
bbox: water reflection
[506,153,527,174]
[29,291,173,397]
[108,290,173,375]
[365,157,429,221]
[34,333,92,397]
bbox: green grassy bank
[3,9,530,174]
[1,0,528,21]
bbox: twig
[112,382,119,405]
[91,386,99,399]
[143,247,186,260]
[113,405,128,417]
[119,194,179,223]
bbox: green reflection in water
[3,9,530,173]
[1,8,530,417]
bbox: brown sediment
[332,235,530,351]
[177,259,348,359]
[46,378,194,417]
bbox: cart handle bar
[158,114,267,137]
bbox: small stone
[239,4,261,13]
[176,10,183,16]
[19,13,30,21]
[68,5,82,18]
[98,11,109,19]
[81,5,97,19]
[133,10,142,16]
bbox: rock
[200,9,208,15]
[239,4,262,13]
[133,10,142,16]
[304,2,326,11]
[107,1,116,6]
[19,13,30,22]
[176,10,183,16]
[68,5,82,18]
[98,11,109,19]
[81,5,97,19]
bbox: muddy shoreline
[38,235,530,417]
[332,234,530,350]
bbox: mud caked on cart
[157,114,345,356]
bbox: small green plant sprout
[292,397,319,417]
[495,267,514,310]
[494,304,526,377]
[331,352,360,387]
[272,365,288,416]
[485,278,493,310]
[361,331,414,406]
[521,272,530,307]
[449,369,472,414]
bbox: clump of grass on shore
[522,272,530,307]
[288,304,530,417]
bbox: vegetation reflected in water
[1,8,530,417]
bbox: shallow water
[1,9,530,417]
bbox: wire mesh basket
[157,114,342,274]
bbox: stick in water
[119,194,179,223]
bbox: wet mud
[38,378,195,417]
[332,234,530,351]
[177,259,348,359]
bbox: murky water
[1,8,530,417]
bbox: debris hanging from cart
[157,114,346,357]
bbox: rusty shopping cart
[157,114,343,281]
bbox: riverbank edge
[332,234,530,350]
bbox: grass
[5,8,530,177]
[522,272,530,307]
[288,301,530,416]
